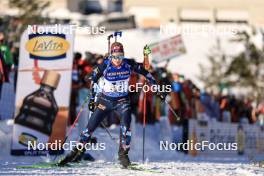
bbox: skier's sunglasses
[111,55,124,60]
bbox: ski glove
[143,45,151,55]
[88,97,96,112]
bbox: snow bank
[1,118,262,176]
[0,120,13,156]
[0,117,252,164]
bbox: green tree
[226,30,264,104]
[199,29,264,105]
[7,0,50,43]
[198,38,229,93]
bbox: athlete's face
[111,52,124,66]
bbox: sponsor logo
[25,33,69,60]
[18,132,37,147]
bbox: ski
[16,162,60,169]
[16,161,85,169]
[127,166,162,173]
[17,161,162,174]
[123,163,163,173]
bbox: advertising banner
[149,35,186,64]
[188,119,264,156]
[11,25,74,155]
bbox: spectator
[0,52,5,99]
[11,45,19,92]
[69,52,82,124]
[193,89,208,121]
[239,97,253,124]
[170,73,185,125]
[0,32,13,83]
[138,76,156,124]
[220,96,231,122]
[257,103,264,126]
[67,50,260,127]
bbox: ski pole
[142,85,147,163]
[114,31,122,42]
[53,95,90,162]
[142,45,151,163]
[100,121,119,142]
[107,34,113,55]
[163,99,181,122]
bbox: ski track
[0,160,263,176]
[1,120,264,175]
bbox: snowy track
[0,160,263,176]
[1,120,264,175]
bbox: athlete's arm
[127,59,157,85]
[91,61,107,83]
[88,59,108,98]
[127,59,168,100]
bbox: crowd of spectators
[0,32,19,101]
[0,15,262,126]
[69,51,264,127]
[0,41,262,127]
[0,30,262,127]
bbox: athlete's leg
[80,96,112,143]
[58,97,112,165]
[115,98,132,167]
[117,100,132,149]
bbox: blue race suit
[80,58,156,150]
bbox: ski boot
[72,137,97,162]
[57,129,93,166]
[118,147,131,168]
[57,143,85,166]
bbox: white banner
[11,25,74,155]
[188,119,264,156]
[149,35,186,64]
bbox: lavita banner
[11,25,74,155]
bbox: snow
[1,161,263,176]
[0,118,264,175]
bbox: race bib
[103,79,129,93]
